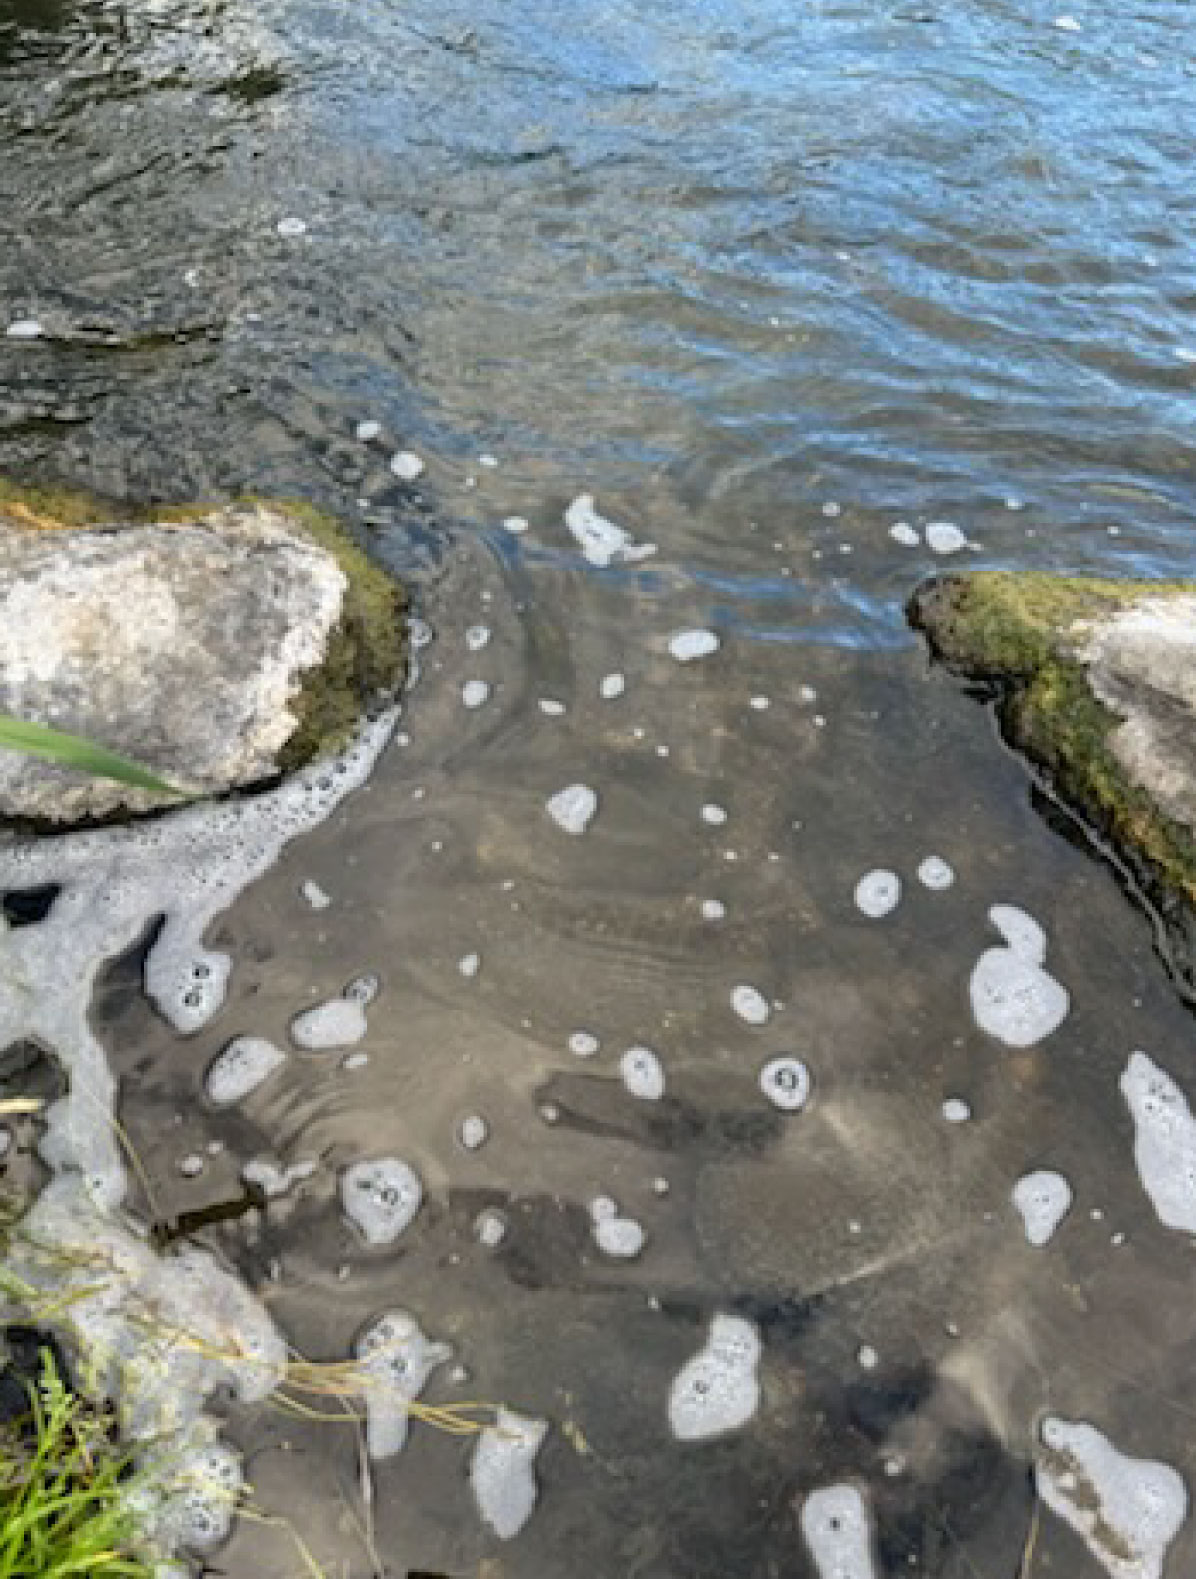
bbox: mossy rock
[0,478,407,821]
[910,570,1196,993]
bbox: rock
[0,488,405,824]
[909,571,1196,994]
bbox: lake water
[2,0,1196,1575]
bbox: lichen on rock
[909,570,1196,992]
[0,482,405,825]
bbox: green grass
[0,1351,152,1578]
[0,718,183,800]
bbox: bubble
[301,878,331,909]
[620,1046,666,1101]
[669,629,720,661]
[475,1208,507,1247]
[854,870,901,919]
[731,985,770,1026]
[462,680,491,709]
[458,952,481,978]
[204,1036,286,1107]
[465,624,491,651]
[341,1158,423,1245]
[600,672,626,700]
[668,1315,761,1441]
[916,855,955,890]
[470,1409,549,1540]
[759,1056,811,1112]
[1012,1169,1073,1247]
[569,1031,600,1057]
[459,1115,489,1151]
[390,451,425,481]
[546,783,598,835]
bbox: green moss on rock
[909,571,1196,908]
[0,477,407,777]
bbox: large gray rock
[0,503,396,823]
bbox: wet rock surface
[0,497,404,824]
[910,572,1196,996]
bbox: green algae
[909,571,1196,908]
[0,477,407,778]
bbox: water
[3,0,1196,1574]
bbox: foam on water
[970,905,1069,1048]
[390,450,425,480]
[668,629,720,661]
[600,672,626,699]
[760,1056,811,1112]
[801,1484,878,1579]
[701,802,728,826]
[546,783,598,835]
[459,1114,489,1150]
[204,1036,287,1107]
[290,974,377,1050]
[569,1030,600,1056]
[621,1045,666,1100]
[465,623,491,651]
[5,317,44,339]
[242,1156,317,1198]
[564,494,657,568]
[355,1310,452,1459]
[462,679,491,709]
[1120,1051,1196,1233]
[668,1314,761,1442]
[1012,1169,1073,1246]
[470,1408,549,1540]
[941,1097,972,1123]
[594,1215,645,1258]
[1036,1417,1188,1579]
[340,1157,423,1245]
[916,855,955,890]
[731,984,771,1025]
[854,869,901,918]
[925,521,968,554]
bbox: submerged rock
[910,572,1196,993]
[0,486,405,824]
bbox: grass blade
[0,718,183,798]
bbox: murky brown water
[4,0,1196,1574]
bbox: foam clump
[760,1057,811,1112]
[668,629,720,661]
[854,869,901,918]
[917,855,955,890]
[1037,1416,1188,1579]
[731,984,770,1025]
[291,973,378,1050]
[1012,1169,1073,1247]
[546,782,598,835]
[354,1309,452,1459]
[621,1045,666,1101]
[668,1314,761,1441]
[801,1484,878,1579]
[341,1157,423,1245]
[205,1035,287,1107]
[969,904,1069,1048]
[470,1408,549,1540]
[564,494,656,568]
[594,1214,645,1258]
[1120,1051,1196,1233]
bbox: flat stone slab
[910,571,1196,993]
[0,500,403,824]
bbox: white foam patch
[669,629,720,662]
[917,855,955,890]
[470,1408,549,1540]
[459,1114,489,1150]
[941,1097,971,1123]
[1037,1417,1188,1579]
[6,318,44,339]
[701,898,726,920]
[355,1310,451,1460]
[204,1036,286,1107]
[241,1156,317,1198]
[854,869,901,918]
[600,672,625,699]
[970,905,1069,1048]
[621,1046,666,1101]
[801,1484,878,1579]
[301,877,331,909]
[760,1057,811,1112]
[594,1215,645,1258]
[925,521,968,554]
[390,451,425,480]
[475,1208,507,1247]
[355,419,381,442]
[564,494,656,568]
[1120,1051,1196,1233]
[731,985,771,1025]
[341,1157,423,1245]
[569,1030,600,1057]
[668,1314,761,1441]
[547,783,598,835]
[466,624,491,651]
[1012,1169,1073,1247]
[458,951,481,979]
[0,712,395,1562]
[462,680,491,709]
[290,974,377,1050]
[889,522,920,547]
[502,515,529,535]
[701,802,728,826]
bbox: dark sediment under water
[3,0,1196,1574]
